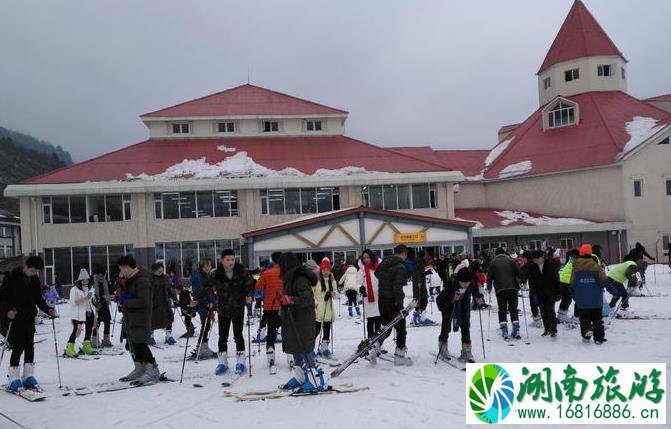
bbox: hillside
[0,126,72,164]
[0,137,68,213]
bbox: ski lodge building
[5,0,671,284]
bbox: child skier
[175,283,195,338]
[91,267,114,347]
[254,251,285,373]
[314,258,337,358]
[571,244,608,344]
[338,260,360,318]
[65,269,96,357]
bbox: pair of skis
[4,387,47,402]
[224,383,369,401]
[62,373,175,396]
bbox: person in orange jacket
[254,251,284,373]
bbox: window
[217,122,235,133]
[547,101,576,128]
[361,183,438,210]
[543,77,551,89]
[156,239,241,275]
[42,198,52,224]
[564,68,579,82]
[633,179,643,197]
[123,195,131,220]
[155,191,238,219]
[262,121,279,132]
[666,179,671,196]
[621,67,626,80]
[528,240,542,250]
[105,195,124,222]
[560,238,574,249]
[171,123,190,134]
[597,64,612,76]
[88,195,106,222]
[44,194,131,224]
[260,187,340,215]
[659,137,669,145]
[52,196,69,224]
[196,191,214,218]
[306,120,323,131]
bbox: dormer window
[262,120,279,133]
[548,101,576,128]
[217,122,235,133]
[564,68,579,82]
[305,120,323,132]
[597,64,613,76]
[543,77,551,90]
[171,123,190,134]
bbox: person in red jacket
[254,251,284,373]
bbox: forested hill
[0,126,72,164]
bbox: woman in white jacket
[338,261,360,318]
[65,269,96,357]
[358,250,381,333]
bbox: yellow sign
[394,231,427,244]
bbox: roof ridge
[586,92,622,153]
[344,136,451,172]
[619,91,671,119]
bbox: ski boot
[394,347,413,366]
[557,309,568,324]
[368,342,380,365]
[511,321,521,339]
[267,347,277,374]
[582,330,593,343]
[282,364,304,390]
[22,363,40,390]
[419,312,434,326]
[120,362,145,382]
[531,315,543,328]
[134,363,160,386]
[252,327,266,343]
[235,351,246,375]
[165,330,176,345]
[348,306,354,318]
[500,322,509,340]
[318,340,333,359]
[276,331,282,343]
[355,306,361,317]
[80,340,95,355]
[215,352,229,375]
[7,366,22,392]
[148,335,156,346]
[65,342,78,358]
[412,310,422,325]
[437,340,450,362]
[91,334,100,349]
[102,334,113,348]
[459,343,476,363]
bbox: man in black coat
[117,255,159,385]
[527,250,560,337]
[193,249,254,376]
[375,244,412,366]
[0,256,54,391]
[487,247,522,340]
[150,263,177,345]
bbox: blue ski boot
[22,363,39,390]
[165,330,176,345]
[235,351,246,374]
[412,310,422,325]
[511,321,521,339]
[318,340,332,359]
[7,366,22,392]
[148,335,156,346]
[500,322,509,340]
[215,352,228,375]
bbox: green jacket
[608,261,638,284]
[559,260,573,284]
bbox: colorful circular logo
[468,364,515,424]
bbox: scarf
[364,261,379,303]
[320,273,333,293]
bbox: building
[0,208,21,261]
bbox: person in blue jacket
[570,244,608,344]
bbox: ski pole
[520,288,530,343]
[247,305,252,378]
[111,302,118,338]
[0,321,12,370]
[477,303,486,361]
[179,310,192,384]
[51,318,62,389]
[487,290,491,342]
[361,293,367,340]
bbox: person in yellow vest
[604,260,638,317]
[557,249,579,323]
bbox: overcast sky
[1,0,669,162]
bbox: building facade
[0,208,21,261]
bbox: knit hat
[303,259,319,271]
[456,268,472,283]
[320,257,332,271]
[76,268,90,282]
[579,244,592,257]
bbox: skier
[175,283,195,337]
[411,252,433,326]
[117,255,161,385]
[487,247,522,340]
[150,263,177,345]
[314,257,337,358]
[375,244,412,366]
[571,245,608,344]
[0,256,54,392]
[65,269,96,357]
[254,251,284,372]
[338,260,360,318]
[623,242,655,285]
[557,249,579,324]
[191,258,216,357]
[604,260,638,316]
[278,252,325,393]
[91,266,114,347]
[435,268,485,362]
[358,250,381,344]
[193,249,254,376]
[527,250,560,337]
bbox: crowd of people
[0,239,661,395]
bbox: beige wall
[537,56,627,106]
[454,182,487,208]
[621,129,671,254]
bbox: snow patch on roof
[495,210,593,227]
[314,166,378,176]
[484,137,513,168]
[217,145,237,153]
[498,160,532,179]
[454,217,484,229]
[617,116,664,159]
[463,173,484,182]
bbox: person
[571,244,608,344]
[338,260,360,318]
[414,256,440,325]
[624,242,655,285]
[557,249,579,324]
[150,263,177,345]
[375,244,412,366]
[519,251,541,327]
[278,252,325,393]
[591,244,607,268]
[175,283,195,337]
[92,266,114,347]
[254,251,284,372]
[65,269,96,357]
[426,256,443,296]
[190,258,216,357]
[487,247,522,340]
[193,249,254,376]
[411,251,431,326]
[0,256,54,392]
[314,257,337,358]
[358,250,381,347]
[527,250,560,337]
[117,255,161,385]
[604,260,638,316]
[436,268,485,362]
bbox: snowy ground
[2,266,670,429]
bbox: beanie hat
[579,244,592,257]
[76,268,90,282]
[456,268,472,283]
[303,259,319,271]
[320,257,332,271]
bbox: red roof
[645,94,671,103]
[23,136,449,185]
[141,84,348,118]
[455,208,600,229]
[482,91,671,180]
[538,0,626,74]
[432,150,488,177]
